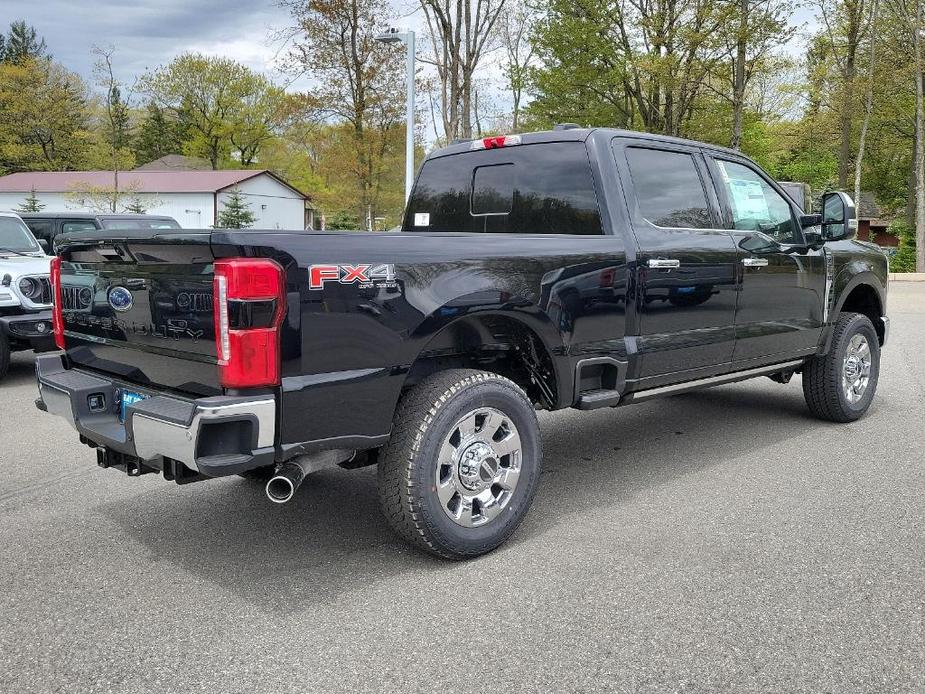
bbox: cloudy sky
[5,0,816,120]
[3,0,420,87]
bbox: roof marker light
[470,135,522,151]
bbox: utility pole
[375,28,416,203]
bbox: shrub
[888,220,917,273]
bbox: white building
[0,168,314,229]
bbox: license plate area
[120,390,150,422]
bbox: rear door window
[24,220,53,242]
[625,147,714,229]
[405,142,602,235]
[61,220,99,234]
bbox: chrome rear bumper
[35,354,276,476]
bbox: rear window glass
[625,147,713,229]
[61,221,99,234]
[101,219,179,229]
[405,142,602,235]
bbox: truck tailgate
[57,230,221,396]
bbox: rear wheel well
[840,284,884,344]
[404,315,558,409]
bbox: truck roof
[427,127,744,161]
[19,212,177,221]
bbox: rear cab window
[404,142,602,235]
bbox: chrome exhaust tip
[265,462,306,504]
[264,449,355,504]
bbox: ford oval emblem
[108,286,134,312]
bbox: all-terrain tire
[0,334,10,381]
[378,369,542,559]
[802,312,880,422]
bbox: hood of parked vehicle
[0,254,52,277]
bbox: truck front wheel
[802,312,881,422]
[378,369,542,559]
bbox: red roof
[0,170,306,197]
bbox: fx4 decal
[309,264,398,290]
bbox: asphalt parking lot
[1,284,923,694]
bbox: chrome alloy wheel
[842,333,872,404]
[434,407,522,528]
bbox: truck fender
[818,269,886,355]
[402,294,568,408]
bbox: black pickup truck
[35,128,888,559]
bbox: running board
[627,359,805,403]
[576,389,622,410]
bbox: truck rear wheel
[378,369,542,559]
[802,312,880,422]
[0,334,10,381]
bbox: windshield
[0,216,41,253]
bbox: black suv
[21,213,180,248]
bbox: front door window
[716,160,800,244]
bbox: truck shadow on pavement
[101,381,825,612]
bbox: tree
[419,0,507,141]
[724,0,795,149]
[526,0,633,129]
[140,54,288,169]
[499,0,536,131]
[93,46,135,212]
[282,0,404,225]
[815,0,872,188]
[0,58,93,172]
[528,0,732,137]
[133,101,188,163]
[216,189,256,228]
[124,197,147,214]
[66,180,155,214]
[853,0,879,205]
[2,21,47,64]
[15,187,44,213]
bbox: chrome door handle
[648,259,680,269]
[742,257,769,267]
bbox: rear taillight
[50,256,65,350]
[212,258,285,389]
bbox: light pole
[375,28,415,203]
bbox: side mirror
[37,239,50,253]
[820,191,857,242]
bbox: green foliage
[133,101,188,164]
[0,58,95,173]
[1,21,47,64]
[15,187,44,212]
[887,220,917,272]
[216,188,256,229]
[124,198,147,214]
[139,53,292,169]
[325,210,361,230]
